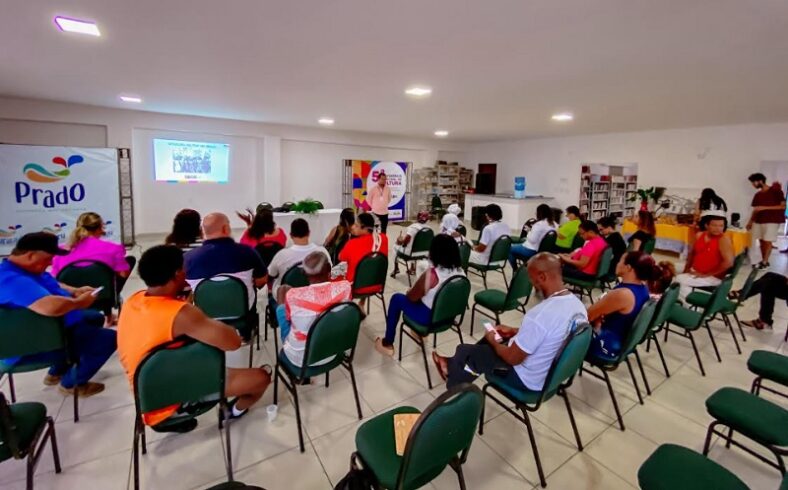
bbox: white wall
[0,97,468,235]
[467,123,788,218]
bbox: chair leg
[419,339,433,390]
[470,304,477,337]
[292,381,305,453]
[133,417,141,490]
[652,334,671,377]
[325,371,330,387]
[522,410,547,488]
[272,326,280,357]
[633,349,651,396]
[452,458,468,490]
[722,315,742,355]
[702,421,718,456]
[732,312,746,343]
[141,422,147,454]
[725,427,734,449]
[406,264,413,287]
[625,357,644,405]
[751,377,761,396]
[688,331,706,377]
[221,400,234,481]
[398,324,404,362]
[602,370,625,430]
[73,387,79,423]
[47,418,62,473]
[588,289,595,305]
[273,366,280,405]
[248,341,254,368]
[704,322,722,362]
[264,306,269,342]
[561,391,583,451]
[481,271,488,289]
[478,388,487,435]
[347,363,363,419]
[500,268,508,288]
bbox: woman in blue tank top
[586,251,671,358]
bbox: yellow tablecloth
[622,220,751,255]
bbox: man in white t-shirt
[433,253,588,390]
[469,204,511,266]
[267,218,331,299]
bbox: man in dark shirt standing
[597,216,627,277]
[747,173,786,269]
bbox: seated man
[0,232,116,397]
[676,215,734,299]
[555,206,582,252]
[737,272,787,330]
[559,220,608,281]
[469,204,511,266]
[433,253,587,390]
[267,218,331,300]
[184,212,268,338]
[597,215,627,277]
[391,210,431,276]
[275,251,352,367]
[118,245,270,433]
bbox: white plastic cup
[266,404,278,422]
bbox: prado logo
[0,225,23,246]
[16,155,86,208]
[42,222,68,239]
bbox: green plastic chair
[627,235,656,254]
[582,300,658,430]
[537,231,558,253]
[352,252,388,317]
[702,387,788,476]
[638,443,749,490]
[56,260,119,315]
[564,246,614,304]
[394,228,434,286]
[0,392,61,490]
[273,302,363,453]
[470,265,532,336]
[256,202,273,214]
[685,268,758,347]
[663,276,734,376]
[431,195,446,219]
[693,251,747,294]
[0,307,79,423]
[132,339,230,490]
[399,275,471,389]
[570,233,585,251]
[352,383,483,490]
[480,322,592,487]
[458,241,472,273]
[281,263,309,289]
[193,275,257,367]
[637,284,681,392]
[748,350,788,399]
[467,235,513,288]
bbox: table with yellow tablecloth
[622,220,751,255]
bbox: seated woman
[628,210,656,252]
[439,204,466,243]
[374,234,464,356]
[587,252,669,358]
[559,220,608,281]
[164,209,202,249]
[508,203,557,268]
[338,212,389,313]
[323,208,355,264]
[238,208,287,248]
[391,211,431,276]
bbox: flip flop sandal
[431,352,449,382]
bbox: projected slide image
[153,139,230,183]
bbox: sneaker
[219,398,249,423]
[59,382,105,398]
[151,418,198,434]
[43,374,62,386]
[374,337,395,357]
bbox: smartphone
[90,286,104,297]
[483,322,503,342]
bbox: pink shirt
[367,185,392,215]
[239,228,287,248]
[51,236,129,276]
[571,235,608,275]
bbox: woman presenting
[367,172,392,234]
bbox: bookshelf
[579,163,638,221]
[412,161,474,218]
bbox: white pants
[676,273,722,300]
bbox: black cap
[14,232,69,256]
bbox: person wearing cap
[440,204,465,243]
[391,210,431,277]
[0,232,117,398]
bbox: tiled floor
[1,226,786,490]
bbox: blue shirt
[601,283,651,338]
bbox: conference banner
[0,145,121,256]
[350,160,409,221]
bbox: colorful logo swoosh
[0,224,22,238]
[23,155,84,183]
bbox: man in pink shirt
[366,172,392,234]
[559,220,608,281]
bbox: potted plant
[289,198,322,215]
[629,186,665,212]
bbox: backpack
[333,463,375,490]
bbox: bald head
[202,213,231,239]
[526,252,565,296]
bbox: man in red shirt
[747,173,786,269]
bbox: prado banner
[0,145,121,255]
[350,160,409,221]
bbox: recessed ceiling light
[551,112,574,122]
[119,95,142,103]
[434,130,449,137]
[54,16,101,36]
[405,86,432,97]
[318,117,335,126]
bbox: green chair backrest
[729,251,747,278]
[56,260,117,307]
[620,300,658,357]
[254,241,284,267]
[0,392,24,460]
[135,339,225,415]
[571,233,585,251]
[193,275,248,321]
[458,242,471,271]
[456,224,467,237]
[487,235,513,265]
[398,384,483,490]
[256,202,273,214]
[505,266,533,307]
[431,195,443,210]
[282,263,310,288]
[539,321,592,402]
[735,269,759,307]
[642,237,656,254]
[700,276,734,322]
[430,275,471,327]
[594,247,614,280]
[353,252,388,294]
[409,228,434,257]
[538,231,557,253]
[0,307,66,360]
[301,302,362,372]
[647,283,680,337]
